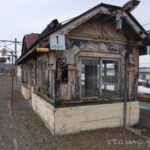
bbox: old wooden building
[16,2,149,135]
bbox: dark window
[61,66,68,82]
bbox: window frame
[80,57,120,99]
[100,58,121,98]
[38,58,49,94]
[80,57,100,99]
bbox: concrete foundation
[31,92,139,135]
[21,85,31,100]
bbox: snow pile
[138,86,150,94]
[139,55,150,68]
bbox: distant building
[0,63,11,75]
[139,55,150,82]
[139,67,150,81]
[147,46,150,54]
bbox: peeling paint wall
[21,16,140,102]
[61,16,140,101]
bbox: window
[101,60,119,98]
[81,58,119,99]
[38,60,49,94]
[61,65,68,82]
[22,64,28,84]
[81,59,99,97]
[56,63,68,82]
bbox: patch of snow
[139,55,150,68]
[138,79,146,83]
[138,86,150,94]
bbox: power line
[140,62,150,64]
[143,23,150,26]
[0,40,22,43]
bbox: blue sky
[0,0,149,42]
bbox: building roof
[21,33,39,55]
[16,2,149,65]
[24,33,39,49]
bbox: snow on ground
[138,86,150,94]
[139,55,150,68]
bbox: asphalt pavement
[0,76,149,150]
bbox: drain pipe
[123,35,131,128]
[124,50,129,128]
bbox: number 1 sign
[50,34,65,50]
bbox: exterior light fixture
[116,0,140,31]
[122,0,140,12]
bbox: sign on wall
[50,34,65,50]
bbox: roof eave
[16,3,147,65]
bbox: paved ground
[140,109,150,129]
[0,76,150,150]
[137,108,150,137]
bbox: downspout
[54,56,61,107]
[123,34,130,128]
[115,11,130,127]
[54,59,57,107]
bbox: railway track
[138,94,150,103]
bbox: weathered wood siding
[61,16,139,100]
[22,16,139,101]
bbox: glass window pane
[80,58,120,99]
[101,60,119,98]
[106,63,115,76]
[81,59,99,97]
[39,60,49,94]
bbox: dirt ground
[0,76,150,150]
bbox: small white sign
[50,34,65,50]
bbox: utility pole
[15,38,17,62]
[0,39,22,101]
[11,51,14,101]
[14,38,17,84]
